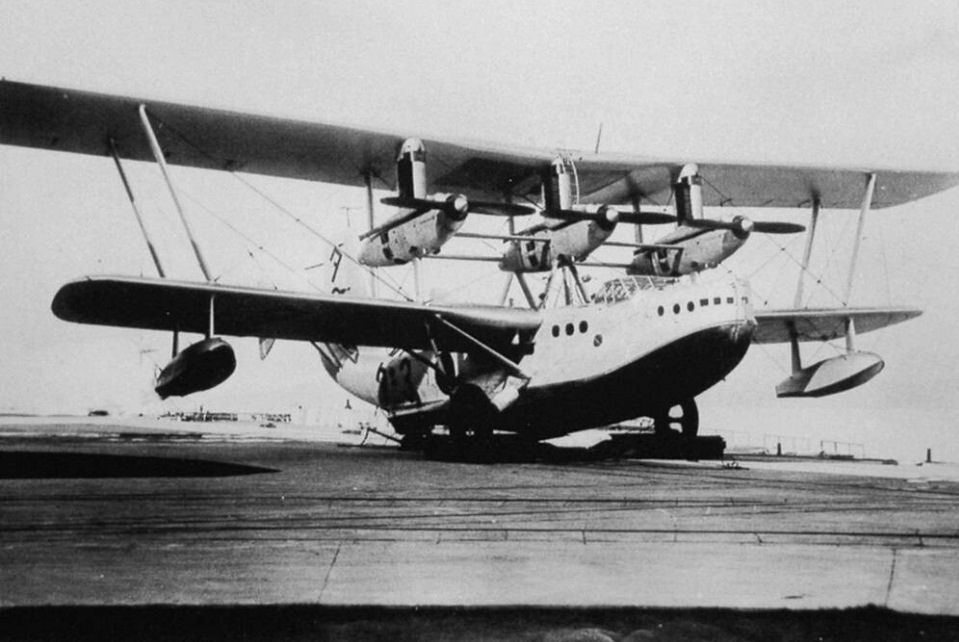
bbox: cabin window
[727,296,734,304]
[551,325,559,337]
[579,321,588,333]
[673,304,680,314]
[565,323,575,336]
[593,334,603,347]
[687,301,695,312]
[657,306,664,316]
[714,297,721,305]
[700,298,709,306]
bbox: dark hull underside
[499,322,755,440]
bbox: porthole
[687,301,695,312]
[673,303,680,314]
[579,321,588,333]
[713,297,721,305]
[593,334,603,347]
[551,325,560,337]
[565,323,574,336]
[726,297,734,304]
[657,306,664,316]
[700,298,709,306]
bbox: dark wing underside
[51,276,542,351]
[752,307,922,344]
[3,80,958,208]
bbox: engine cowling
[154,337,236,399]
[359,193,470,266]
[500,209,618,273]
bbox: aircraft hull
[499,320,755,439]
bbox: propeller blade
[683,218,729,230]
[381,196,443,211]
[616,211,681,225]
[752,221,807,234]
[468,201,538,216]
[685,218,806,234]
[359,207,427,240]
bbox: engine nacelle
[155,337,236,399]
[500,212,618,273]
[358,193,469,266]
[628,227,748,276]
[776,351,884,398]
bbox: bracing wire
[149,112,414,301]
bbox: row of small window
[657,295,748,316]
[551,320,589,337]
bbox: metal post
[208,295,215,339]
[793,196,820,308]
[787,321,802,373]
[109,139,166,278]
[138,105,212,282]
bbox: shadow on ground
[419,433,725,463]
[1,605,957,641]
[0,451,277,479]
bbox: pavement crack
[318,544,341,602]
[884,547,899,607]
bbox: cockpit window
[592,276,679,304]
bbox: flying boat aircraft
[2,80,957,445]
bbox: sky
[2,1,959,461]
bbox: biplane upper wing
[752,307,922,344]
[51,275,542,351]
[3,79,958,209]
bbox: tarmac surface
[2,419,959,639]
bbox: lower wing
[52,275,542,352]
[752,307,921,344]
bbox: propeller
[681,215,805,238]
[381,195,537,218]
[543,205,677,228]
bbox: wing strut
[433,315,530,380]
[792,196,820,308]
[844,173,876,304]
[776,175,883,397]
[138,105,213,282]
[842,172,876,350]
[363,169,378,297]
[108,138,166,278]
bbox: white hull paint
[320,272,756,438]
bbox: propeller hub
[446,193,470,221]
[598,205,619,230]
[733,215,754,239]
